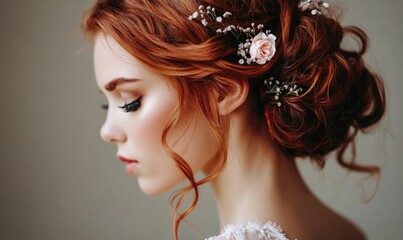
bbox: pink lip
[118,155,138,164]
[118,155,139,175]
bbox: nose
[100,115,127,143]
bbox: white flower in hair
[188,5,303,107]
[264,77,304,107]
[249,32,277,65]
[188,5,277,65]
[223,12,232,18]
[298,0,330,15]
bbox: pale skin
[94,34,366,240]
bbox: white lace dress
[205,221,289,240]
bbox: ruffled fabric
[205,221,289,240]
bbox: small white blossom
[188,15,193,20]
[216,29,222,33]
[201,19,208,26]
[239,59,245,64]
[223,12,232,18]
[216,17,222,23]
[298,0,330,15]
[198,5,204,10]
[192,12,198,18]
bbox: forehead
[93,34,145,88]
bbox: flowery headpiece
[264,77,303,107]
[188,2,330,106]
[298,0,330,15]
[188,5,276,65]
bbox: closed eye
[118,97,142,112]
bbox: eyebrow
[104,77,141,92]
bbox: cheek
[129,91,178,158]
[123,87,219,195]
[168,111,219,174]
[124,87,183,195]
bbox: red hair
[82,0,385,239]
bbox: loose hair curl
[82,0,385,239]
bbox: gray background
[0,0,402,239]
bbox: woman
[82,0,385,239]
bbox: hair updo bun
[263,0,385,172]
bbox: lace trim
[206,221,289,240]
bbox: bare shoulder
[290,199,368,240]
[320,209,367,240]
[334,216,366,240]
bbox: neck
[207,108,314,229]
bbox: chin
[138,177,180,196]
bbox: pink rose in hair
[249,32,277,64]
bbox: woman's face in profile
[93,35,218,195]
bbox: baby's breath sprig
[189,5,275,65]
[298,0,330,15]
[189,5,300,107]
[264,77,303,107]
[188,5,223,26]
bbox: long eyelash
[101,104,109,110]
[118,97,141,112]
